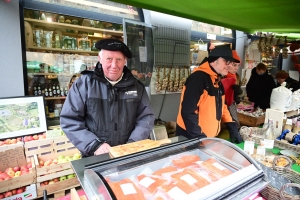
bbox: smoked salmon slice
[200,158,232,178]
[171,168,210,190]
[152,166,178,176]
[171,155,201,168]
[108,178,146,200]
[137,174,167,194]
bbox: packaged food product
[108,178,146,200]
[171,154,201,168]
[199,158,232,179]
[136,174,167,195]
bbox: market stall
[71,138,268,200]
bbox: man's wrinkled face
[99,50,127,81]
[213,57,232,76]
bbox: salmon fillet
[172,155,201,168]
[161,177,195,194]
[137,174,167,194]
[152,166,178,176]
[201,158,232,178]
[171,168,210,191]
[108,178,146,200]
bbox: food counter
[71,137,268,200]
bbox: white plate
[280,150,299,157]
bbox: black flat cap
[95,38,132,59]
[208,44,239,63]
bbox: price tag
[139,46,147,62]
[167,186,187,200]
[213,162,227,171]
[286,119,292,125]
[263,139,274,149]
[207,33,216,40]
[180,174,197,185]
[139,177,155,188]
[257,146,266,156]
[244,140,255,155]
[0,146,27,171]
[120,183,137,195]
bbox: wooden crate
[37,178,80,198]
[34,148,79,183]
[34,148,80,197]
[53,136,77,153]
[237,113,265,127]
[24,138,54,159]
[0,158,36,193]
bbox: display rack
[151,24,190,120]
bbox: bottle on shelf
[49,83,53,97]
[37,82,42,96]
[33,81,38,96]
[60,86,65,97]
[44,83,49,97]
[48,100,55,119]
[45,101,49,117]
[262,118,275,155]
[64,87,68,96]
[56,83,61,97]
[52,82,57,97]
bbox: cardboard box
[2,184,37,200]
[238,113,265,127]
[0,147,36,193]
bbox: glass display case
[77,138,268,200]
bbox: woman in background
[276,70,300,92]
[221,50,243,127]
[246,63,276,110]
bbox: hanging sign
[207,33,216,40]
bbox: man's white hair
[98,49,127,64]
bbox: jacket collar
[93,62,135,88]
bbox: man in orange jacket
[176,45,243,143]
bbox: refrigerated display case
[71,138,268,200]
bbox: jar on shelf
[58,15,65,23]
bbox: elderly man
[176,45,243,143]
[60,38,155,157]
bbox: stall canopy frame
[111,0,300,38]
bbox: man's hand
[94,143,111,155]
[226,122,243,144]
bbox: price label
[244,140,255,155]
[0,146,27,171]
[257,146,266,156]
[263,139,274,149]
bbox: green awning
[112,0,300,36]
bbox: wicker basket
[261,183,300,200]
[239,126,300,154]
[260,156,300,200]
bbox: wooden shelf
[24,18,123,36]
[27,46,98,55]
[29,72,77,76]
[45,97,66,100]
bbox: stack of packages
[104,154,234,200]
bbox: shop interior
[0,0,300,199]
